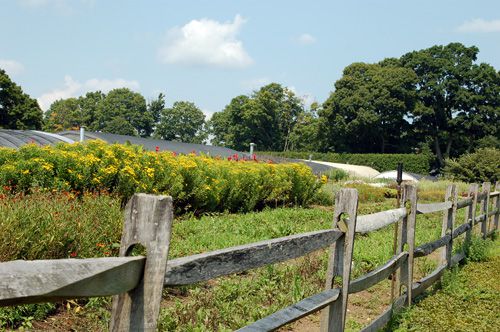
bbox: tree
[400,42,500,166]
[318,62,417,153]
[98,88,152,137]
[78,91,105,131]
[44,98,81,132]
[155,101,206,143]
[0,69,43,130]
[288,103,320,151]
[208,83,305,151]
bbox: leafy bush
[465,236,493,262]
[0,141,321,214]
[444,148,500,183]
[262,151,432,174]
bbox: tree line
[1,43,499,167]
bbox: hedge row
[444,148,499,183]
[261,151,431,174]
[0,141,320,213]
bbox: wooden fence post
[320,189,358,332]
[399,184,417,305]
[110,194,174,332]
[441,185,457,268]
[480,182,491,239]
[464,184,479,247]
[493,182,500,232]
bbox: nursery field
[2,174,495,331]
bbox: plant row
[0,141,320,213]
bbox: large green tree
[400,42,500,165]
[154,101,206,143]
[97,88,153,137]
[319,62,417,153]
[0,69,43,130]
[208,83,304,151]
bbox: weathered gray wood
[110,194,173,332]
[489,190,500,197]
[0,257,144,306]
[413,235,451,258]
[237,288,341,331]
[359,294,407,332]
[402,184,417,304]
[164,229,342,286]
[321,189,358,332]
[416,201,452,214]
[441,185,457,267]
[465,184,479,247]
[452,223,471,239]
[474,214,487,225]
[355,208,407,233]
[475,191,488,202]
[349,252,408,294]
[412,264,446,297]
[492,182,499,232]
[480,183,491,239]
[488,209,498,217]
[457,197,473,209]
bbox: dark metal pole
[391,163,404,300]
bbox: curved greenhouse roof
[0,129,73,148]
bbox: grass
[389,236,499,332]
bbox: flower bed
[0,141,320,213]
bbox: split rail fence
[1,181,499,331]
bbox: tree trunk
[445,137,453,159]
[434,136,445,167]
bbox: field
[2,174,496,331]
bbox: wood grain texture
[110,194,173,332]
[359,294,407,332]
[413,235,451,258]
[237,288,341,331]
[0,257,144,306]
[441,185,457,267]
[349,252,408,294]
[355,208,407,233]
[402,184,417,304]
[492,183,499,232]
[321,189,358,332]
[164,229,342,286]
[412,264,446,297]
[452,223,471,239]
[416,201,452,214]
[457,197,473,209]
[480,183,491,239]
[465,184,479,246]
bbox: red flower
[70,252,77,258]
[155,146,160,152]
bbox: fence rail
[0,182,499,331]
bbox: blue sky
[1,0,499,118]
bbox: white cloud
[457,18,500,33]
[296,33,316,45]
[158,14,253,68]
[0,59,25,76]
[37,76,139,110]
[288,86,315,109]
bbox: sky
[1,0,500,119]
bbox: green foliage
[400,43,500,166]
[154,101,207,143]
[262,151,432,174]
[391,244,499,332]
[0,303,56,329]
[0,69,43,130]
[0,141,320,214]
[444,148,500,183]
[465,236,493,262]
[318,62,417,153]
[208,83,305,151]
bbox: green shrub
[261,151,432,174]
[444,148,500,183]
[465,236,493,262]
[0,303,56,329]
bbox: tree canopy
[0,69,43,130]
[154,101,206,143]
